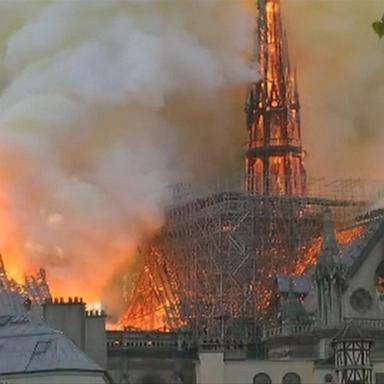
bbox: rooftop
[0,315,102,375]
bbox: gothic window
[256,115,264,145]
[350,288,373,313]
[375,261,384,294]
[246,82,258,129]
[282,372,301,384]
[254,159,264,194]
[290,156,301,194]
[246,159,255,192]
[253,373,272,384]
[288,110,299,141]
[269,156,285,194]
[270,115,281,143]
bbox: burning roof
[0,254,51,306]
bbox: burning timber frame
[121,178,381,339]
[0,254,51,305]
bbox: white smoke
[0,0,254,312]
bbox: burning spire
[245,0,306,195]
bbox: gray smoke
[0,0,254,313]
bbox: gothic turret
[315,210,346,326]
[245,0,306,195]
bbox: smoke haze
[282,0,384,179]
[0,0,254,314]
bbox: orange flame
[290,224,366,276]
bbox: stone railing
[262,323,314,340]
[107,330,193,351]
[344,317,384,330]
[262,317,384,341]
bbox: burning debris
[119,246,184,331]
[0,254,51,306]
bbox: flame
[0,188,28,285]
[118,221,367,331]
[290,224,366,276]
[0,178,141,309]
[119,246,185,331]
[245,0,306,196]
[254,223,367,314]
[7,266,24,283]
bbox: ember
[0,254,51,304]
[290,225,366,276]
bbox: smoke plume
[0,0,254,314]
[281,0,384,179]
[3,0,381,317]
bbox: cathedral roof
[341,214,384,276]
[276,213,384,315]
[275,275,312,295]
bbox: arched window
[253,373,272,384]
[270,115,282,143]
[253,158,264,194]
[256,115,264,145]
[282,372,301,384]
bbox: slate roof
[341,218,384,276]
[0,291,104,376]
[275,213,384,314]
[275,274,313,295]
[0,316,102,374]
[0,315,102,374]
[333,321,371,342]
[0,291,26,317]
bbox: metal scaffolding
[120,178,379,340]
